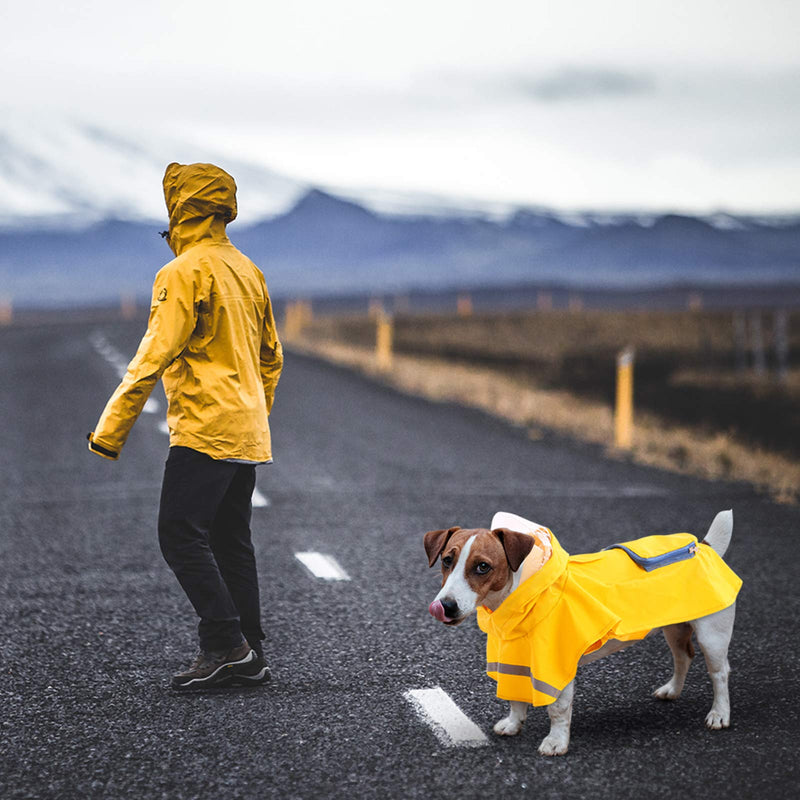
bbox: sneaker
[229,654,271,687]
[171,641,257,691]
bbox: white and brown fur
[424,510,736,756]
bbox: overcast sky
[2,0,800,213]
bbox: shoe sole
[171,650,257,691]
[229,666,271,686]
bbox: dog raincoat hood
[477,516,742,707]
[89,162,283,463]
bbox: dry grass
[288,334,800,504]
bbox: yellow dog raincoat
[477,513,742,706]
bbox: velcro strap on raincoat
[87,433,119,460]
[605,541,697,571]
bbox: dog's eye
[442,555,454,569]
[475,562,492,575]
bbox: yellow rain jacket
[477,528,742,706]
[88,162,283,462]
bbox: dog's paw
[538,734,569,756]
[653,681,681,700]
[705,708,730,730]
[493,716,523,736]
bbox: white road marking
[158,420,170,435]
[143,398,160,414]
[252,487,270,508]
[295,552,350,581]
[404,687,488,748]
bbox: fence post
[749,311,766,377]
[283,302,295,339]
[457,293,473,316]
[614,347,635,449]
[733,312,747,372]
[568,293,584,312]
[368,298,384,319]
[301,299,313,328]
[0,295,12,326]
[394,294,410,314]
[537,290,552,311]
[376,311,394,371]
[775,309,789,383]
[121,291,136,320]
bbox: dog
[424,510,741,755]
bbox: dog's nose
[429,597,460,622]
[440,597,459,619]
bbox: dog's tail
[702,509,733,558]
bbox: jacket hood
[163,162,238,255]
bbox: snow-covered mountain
[3,115,799,231]
[0,115,307,228]
[1,116,799,307]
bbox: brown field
[290,309,800,502]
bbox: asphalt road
[1,318,798,800]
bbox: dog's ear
[423,527,461,567]
[493,528,535,572]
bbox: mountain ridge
[1,118,799,306]
[2,187,799,307]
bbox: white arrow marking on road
[295,552,350,581]
[252,487,270,508]
[404,687,488,748]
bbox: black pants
[158,446,265,656]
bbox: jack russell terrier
[424,510,741,756]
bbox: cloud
[513,67,656,102]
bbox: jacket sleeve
[259,290,283,414]
[88,262,198,459]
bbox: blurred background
[1,0,799,492]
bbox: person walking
[88,162,283,690]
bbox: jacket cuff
[87,432,120,460]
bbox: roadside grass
[287,310,800,503]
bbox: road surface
[0,318,797,799]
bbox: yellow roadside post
[614,347,635,449]
[457,293,473,316]
[0,295,12,326]
[376,311,394,371]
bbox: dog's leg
[654,623,694,700]
[692,603,735,729]
[538,679,574,756]
[493,701,528,736]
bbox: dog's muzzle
[429,598,461,624]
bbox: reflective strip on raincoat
[89,162,283,462]
[476,529,742,706]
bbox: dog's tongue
[428,599,451,623]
